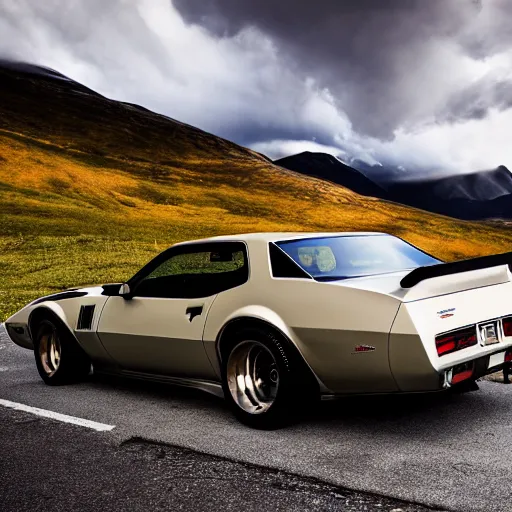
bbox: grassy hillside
[1,62,512,321]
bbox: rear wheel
[33,318,91,385]
[222,327,317,429]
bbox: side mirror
[119,283,132,299]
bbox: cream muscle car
[5,232,512,428]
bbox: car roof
[175,232,388,246]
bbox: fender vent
[77,305,95,330]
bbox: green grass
[0,235,159,321]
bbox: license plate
[488,351,505,369]
[480,322,499,345]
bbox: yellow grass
[1,128,512,321]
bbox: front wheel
[222,328,317,429]
[33,318,91,385]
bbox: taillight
[505,351,512,363]
[435,327,477,357]
[452,369,474,385]
[445,362,475,387]
[503,317,512,337]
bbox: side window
[134,245,248,299]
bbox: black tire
[33,318,91,385]
[221,327,318,429]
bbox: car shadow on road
[89,371,231,412]
[296,381,508,438]
[88,370,508,437]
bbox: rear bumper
[441,347,511,389]
[391,283,512,391]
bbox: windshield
[275,235,440,281]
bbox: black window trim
[127,241,250,298]
[268,242,313,280]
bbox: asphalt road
[0,407,438,512]
[1,325,511,512]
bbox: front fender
[28,302,70,336]
[5,301,70,351]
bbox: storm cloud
[174,0,512,137]
[2,0,512,175]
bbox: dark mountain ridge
[402,165,512,201]
[275,151,512,221]
[274,152,387,198]
[0,59,268,169]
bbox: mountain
[385,166,512,220]
[274,152,387,198]
[422,165,512,201]
[0,59,268,167]
[2,60,512,320]
[275,151,512,220]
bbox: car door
[96,242,248,380]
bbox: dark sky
[1,0,512,175]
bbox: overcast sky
[1,0,512,177]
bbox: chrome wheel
[227,340,280,415]
[38,327,61,377]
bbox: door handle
[186,305,203,322]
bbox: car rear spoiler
[400,251,512,289]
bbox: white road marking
[0,399,115,432]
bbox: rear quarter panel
[204,240,402,393]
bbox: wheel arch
[28,304,74,343]
[29,304,92,384]
[215,313,324,392]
